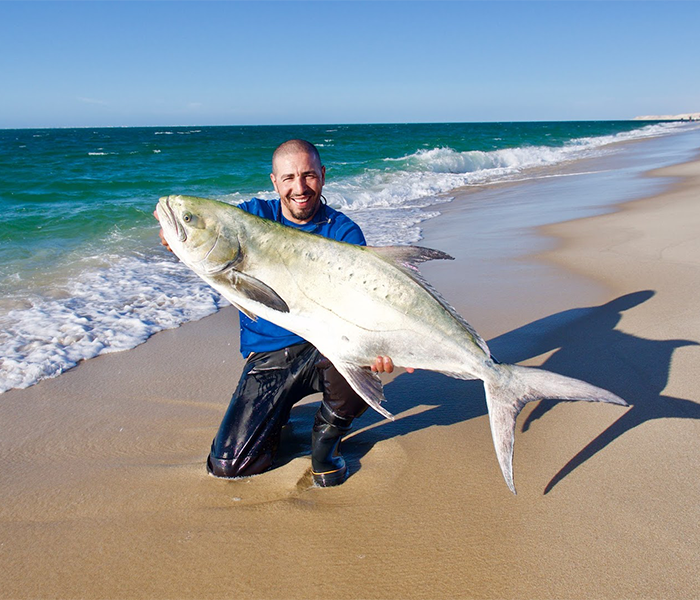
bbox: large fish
[156,195,627,493]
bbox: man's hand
[371,356,414,374]
[153,208,172,252]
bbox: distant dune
[634,112,700,121]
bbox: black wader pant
[207,342,368,478]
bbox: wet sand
[1,134,699,599]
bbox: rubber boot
[311,403,352,487]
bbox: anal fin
[332,361,394,421]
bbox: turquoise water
[0,120,689,392]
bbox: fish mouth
[159,196,187,243]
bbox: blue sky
[2,1,699,128]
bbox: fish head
[156,195,242,275]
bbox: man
[157,139,405,487]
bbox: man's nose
[292,176,308,194]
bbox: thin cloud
[76,97,110,107]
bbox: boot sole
[312,465,348,487]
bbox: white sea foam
[0,252,227,394]
[154,130,201,136]
[327,121,689,245]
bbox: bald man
[160,140,403,486]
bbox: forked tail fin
[483,364,627,494]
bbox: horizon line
[0,117,678,131]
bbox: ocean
[0,120,693,393]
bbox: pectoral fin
[221,270,290,314]
[332,361,394,421]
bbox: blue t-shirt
[237,198,366,356]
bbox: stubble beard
[285,196,320,223]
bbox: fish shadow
[337,290,700,493]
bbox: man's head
[270,139,325,224]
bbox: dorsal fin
[369,245,454,271]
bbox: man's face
[270,150,325,224]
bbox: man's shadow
[284,291,699,492]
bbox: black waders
[207,343,367,485]
[311,403,354,487]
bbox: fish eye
[183,212,193,223]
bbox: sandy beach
[2,131,699,599]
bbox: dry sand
[1,144,699,599]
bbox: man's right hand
[371,356,414,374]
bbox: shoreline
[2,131,699,598]
[416,126,700,338]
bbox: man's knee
[206,453,272,479]
[316,357,369,420]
